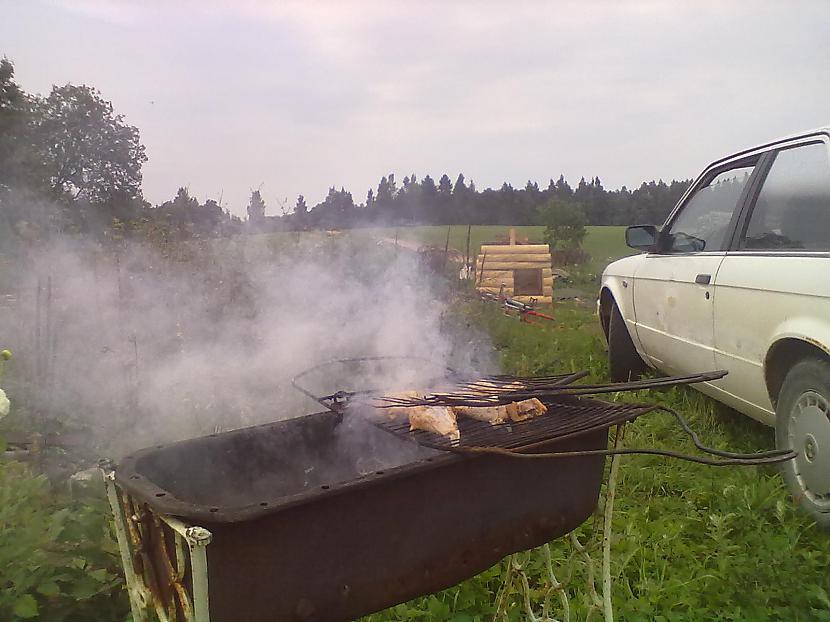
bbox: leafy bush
[540,199,587,250]
[0,460,129,621]
[550,248,590,266]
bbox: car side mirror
[625,225,659,251]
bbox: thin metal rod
[444,442,793,466]
[602,424,624,622]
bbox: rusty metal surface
[111,485,196,620]
[116,408,606,621]
[203,429,606,622]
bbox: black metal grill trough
[115,402,613,622]
[108,361,793,621]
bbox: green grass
[361,224,637,284]
[365,301,830,622]
[7,230,827,620]
[245,225,635,287]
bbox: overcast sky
[2,0,829,216]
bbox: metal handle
[695,273,711,285]
[291,356,458,409]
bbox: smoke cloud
[0,232,496,457]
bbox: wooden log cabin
[476,232,553,304]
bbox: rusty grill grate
[372,370,728,409]
[371,396,656,452]
[293,359,794,466]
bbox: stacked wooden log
[476,243,553,304]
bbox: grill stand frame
[99,435,623,622]
[100,460,212,622]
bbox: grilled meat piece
[452,404,510,425]
[377,391,423,420]
[506,398,547,422]
[408,406,460,442]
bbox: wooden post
[443,225,451,271]
[509,227,516,246]
[476,250,487,287]
[465,224,472,274]
[44,274,53,421]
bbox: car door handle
[695,273,711,285]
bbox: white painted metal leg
[99,459,148,622]
[185,527,212,622]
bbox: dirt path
[377,236,423,252]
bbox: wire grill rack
[373,396,656,452]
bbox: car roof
[710,126,830,168]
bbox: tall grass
[365,301,830,621]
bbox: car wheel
[607,301,646,382]
[775,357,830,529]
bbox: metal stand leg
[99,459,213,622]
[100,459,149,622]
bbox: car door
[713,136,830,424]
[632,157,760,375]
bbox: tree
[309,186,355,228]
[35,84,147,203]
[247,189,266,224]
[437,174,452,197]
[540,199,587,249]
[0,58,41,191]
[376,175,394,210]
[295,195,307,218]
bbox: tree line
[281,173,690,232]
[1,57,691,248]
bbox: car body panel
[632,253,724,374]
[600,254,648,356]
[600,128,830,427]
[713,255,830,422]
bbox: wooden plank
[477,253,552,263]
[477,277,553,286]
[477,259,550,267]
[479,244,549,254]
[476,261,552,270]
[477,269,552,278]
[481,272,553,287]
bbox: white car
[599,128,830,525]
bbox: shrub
[0,460,129,621]
[540,199,587,250]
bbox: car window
[741,142,830,251]
[665,164,755,253]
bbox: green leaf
[37,582,61,597]
[810,584,830,608]
[13,594,39,618]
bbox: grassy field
[4,228,828,620]
[361,225,637,283]
[367,300,830,621]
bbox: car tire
[607,301,647,382]
[775,357,830,530]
